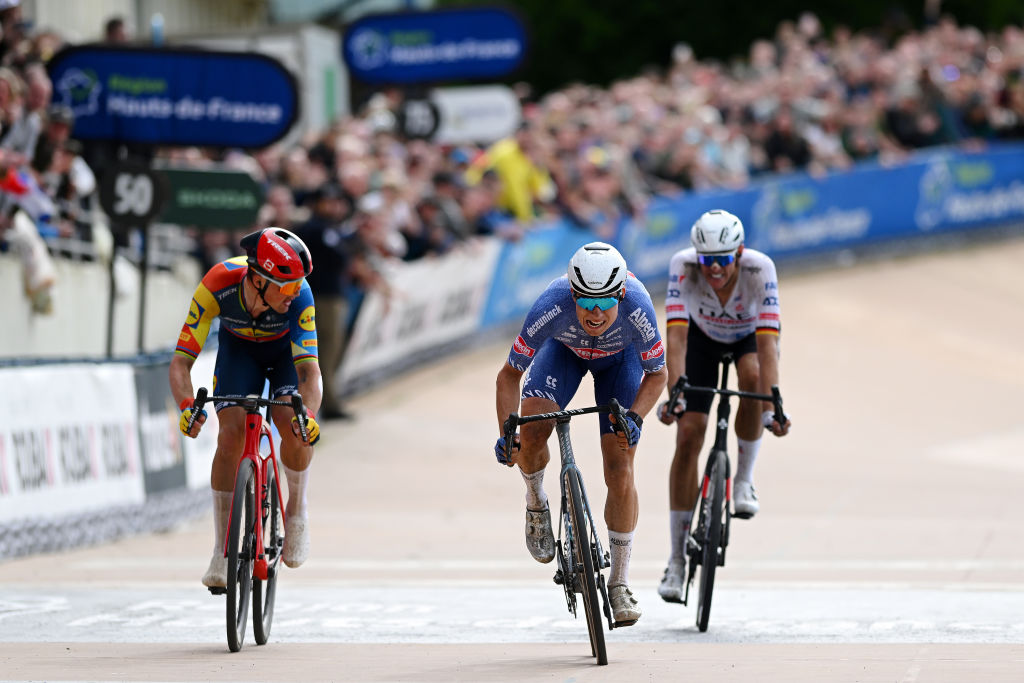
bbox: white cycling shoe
[202,553,227,588]
[283,515,309,568]
[609,584,641,626]
[733,479,759,519]
[657,560,686,603]
[525,506,555,563]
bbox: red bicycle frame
[222,408,287,582]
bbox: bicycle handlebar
[502,399,628,463]
[187,387,311,444]
[667,375,786,427]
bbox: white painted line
[2,585,1023,645]
[65,557,1024,572]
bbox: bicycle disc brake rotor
[556,539,576,615]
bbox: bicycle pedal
[732,511,753,520]
[207,586,226,596]
[613,618,638,628]
[553,570,564,585]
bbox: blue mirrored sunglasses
[574,295,620,311]
[697,253,736,267]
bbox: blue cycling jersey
[507,274,665,374]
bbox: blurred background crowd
[0,8,1022,264]
[1,3,1023,411]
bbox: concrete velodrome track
[2,237,1024,681]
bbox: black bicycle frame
[503,399,630,632]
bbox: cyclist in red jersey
[169,228,323,589]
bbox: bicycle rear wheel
[695,449,727,632]
[566,468,607,665]
[226,459,256,652]
[253,462,282,645]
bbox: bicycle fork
[554,419,617,629]
[682,450,732,605]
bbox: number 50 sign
[99,162,168,226]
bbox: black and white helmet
[568,242,628,297]
[691,210,744,254]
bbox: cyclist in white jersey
[655,210,791,603]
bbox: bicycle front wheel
[253,462,282,645]
[696,449,727,633]
[226,459,256,652]
[566,468,607,665]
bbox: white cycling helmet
[691,210,744,254]
[568,242,628,297]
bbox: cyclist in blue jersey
[494,242,667,626]
[169,228,323,590]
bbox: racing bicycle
[502,399,630,666]
[187,387,311,652]
[665,355,785,632]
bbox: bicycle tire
[696,449,727,632]
[252,463,281,645]
[566,469,607,665]
[226,459,256,652]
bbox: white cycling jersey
[665,247,781,343]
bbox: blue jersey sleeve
[287,283,319,364]
[623,279,665,373]
[507,279,569,372]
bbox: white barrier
[339,239,501,387]
[0,351,218,557]
[0,253,200,358]
[182,350,219,491]
[0,363,144,520]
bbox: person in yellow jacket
[464,123,556,223]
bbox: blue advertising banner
[481,143,1024,327]
[343,7,527,84]
[47,46,299,148]
[479,222,591,328]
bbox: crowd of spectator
[4,8,1024,323]
[192,12,1024,277]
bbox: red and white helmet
[241,228,313,285]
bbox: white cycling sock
[283,463,309,518]
[669,510,693,566]
[212,489,232,554]
[735,437,761,484]
[520,467,548,510]
[608,530,634,587]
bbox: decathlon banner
[47,46,299,148]
[343,7,528,84]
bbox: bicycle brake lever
[290,394,309,443]
[770,386,786,426]
[607,398,626,432]
[187,387,208,433]
[502,414,519,464]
